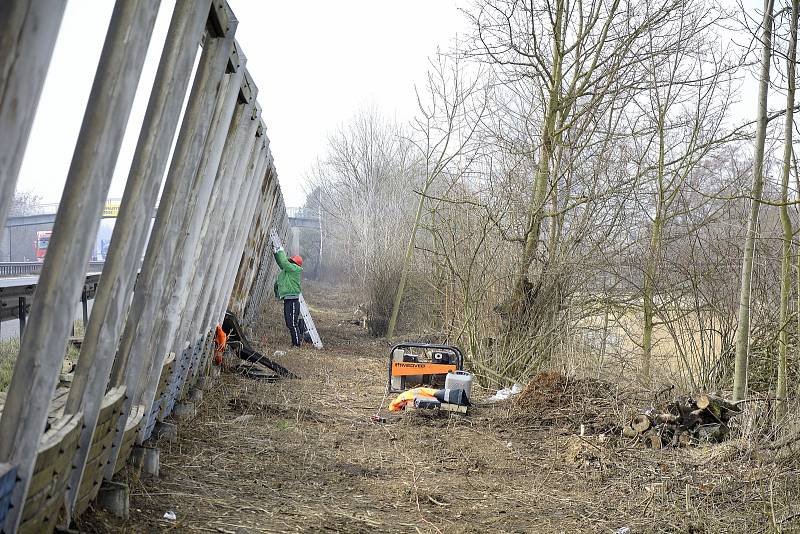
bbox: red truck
[35,230,51,262]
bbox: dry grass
[77,284,800,533]
[0,337,19,392]
[0,335,80,393]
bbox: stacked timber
[623,393,741,448]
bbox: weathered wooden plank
[208,0,234,38]
[70,388,127,516]
[86,429,116,465]
[113,405,145,475]
[0,0,66,234]
[18,413,82,531]
[0,1,160,529]
[202,129,269,337]
[212,145,271,329]
[170,92,260,401]
[28,414,82,484]
[47,387,71,420]
[63,1,212,519]
[105,11,237,479]
[0,463,16,526]
[138,43,245,443]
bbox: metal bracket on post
[17,297,26,336]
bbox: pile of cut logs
[623,394,741,448]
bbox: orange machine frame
[391,361,457,376]
[388,343,464,392]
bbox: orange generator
[388,343,464,392]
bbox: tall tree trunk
[511,0,563,314]
[777,0,798,418]
[386,183,429,338]
[733,0,774,401]
[641,116,667,385]
[641,212,663,384]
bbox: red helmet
[290,255,303,267]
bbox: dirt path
[80,284,796,533]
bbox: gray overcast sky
[15,0,470,208]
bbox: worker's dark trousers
[283,297,301,347]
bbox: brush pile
[514,371,620,434]
[623,393,741,448]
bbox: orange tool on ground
[214,323,227,365]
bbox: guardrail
[0,262,105,278]
[0,2,290,531]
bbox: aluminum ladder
[269,228,323,349]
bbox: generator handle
[388,343,464,387]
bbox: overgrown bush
[364,261,400,337]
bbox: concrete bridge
[4,208,318,229]
[0,1,294,531]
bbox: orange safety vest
[388,387,438,412]
[214,324,227,364]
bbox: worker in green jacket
[273,247,304,346]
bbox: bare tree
[776,0,798,417]
[631,3,736,384]
[386,52,486,338]
[733,0,775,401]
[467,0,695,320]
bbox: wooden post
[182,125,266,388]
[229,166,276,318]
[81,288,89,328]
[17,297,26,337]
[0,1,159,530]
[241,181,282,326]
[167,95,261,400]
[199,117,260,330]
[161,94,258,414]
[62,0,211,516]
[191,161,270,380]
[0,1,66,231]
[104,10,237,479]
[135,50,245,441]
[211,151,273,329]
[237,168,278,324]
[203,150,270,333]
[182,111,262,343]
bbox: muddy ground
[80,284,800,533]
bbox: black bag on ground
[434,388,470,406]
[414,397,441,409]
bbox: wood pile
[623,393,741,448]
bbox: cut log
[631,415,651,433]
[622,425,638,439]
[646,433,663,449]
[670,396,697,418]
[624,394,740,448]
[696,423,728,443]
[679,409,706,429]
[695,394,740,413]
[655,413,678,425]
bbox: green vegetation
[0,337,20,393]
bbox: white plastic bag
[486,383,523,403]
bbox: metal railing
[0,261,105,278]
